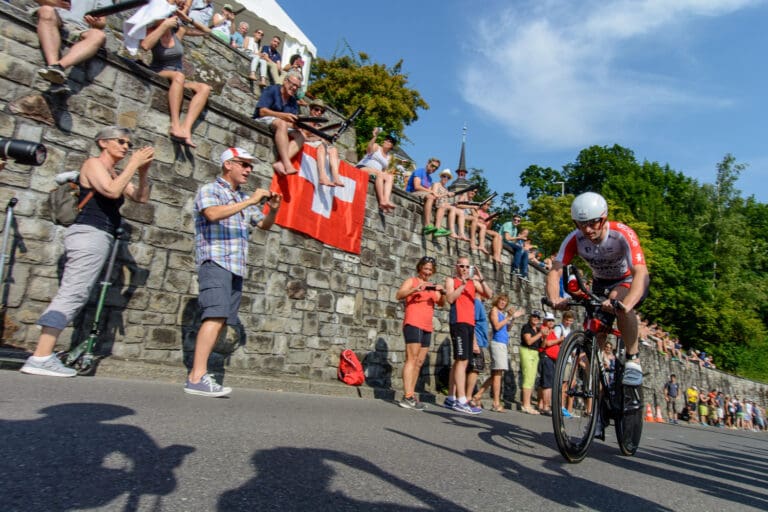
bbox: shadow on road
[0,402,194,512]
[218,446,470,511]
[387,415,674,512]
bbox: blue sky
[279,0,768,206]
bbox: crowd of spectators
[640,320,717,369]
[676,383,765,431]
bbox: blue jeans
[504,242,529,277]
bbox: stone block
[143,226,194,252]
[163,268,191,294]
[25,275,60,302]
[168,251,195,270]
[147,290,181,314]
[144,326,180,350]
[307,270,329,289]
[335,295,357,316]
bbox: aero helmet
[571,192,608,222]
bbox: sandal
[521,406,540,415]
[491,404,506,413]
[469,398,484,409]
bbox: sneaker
[49,83,71,95]
[422,224,437,235]
[622,361,643,386]
[399,396,426,410]
[444,396,456,409]
[433,228,452,237]
[561,407,572,418]
[453,401,482,415]
[184,374,232,397]
[20,355,76,377]
[38,64,66,84]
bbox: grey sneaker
[20,355,76,377]
[399,396,426,410]
[184,374,232,397]
[38,64,66,84]
[453,401,482,415]
[622,361,643,386]
[49,83,71,95]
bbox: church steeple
[456,124,467,172]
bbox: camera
[0,138,47,166]
[424,285,437,291]
[468,265,475,278]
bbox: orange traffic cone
[655,405,664,423]
[645,403,654,422]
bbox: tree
[307,48,429,157]
[563,144,639,195]
[519,165,566,202]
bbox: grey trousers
[37,224,113,330]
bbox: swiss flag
[267,145,368,254]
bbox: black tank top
[75,184,124,236]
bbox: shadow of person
[218,447,469,512]
[362,337,392,392]
[433,337,452,396]
[0,403,194,512]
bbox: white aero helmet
[571,192,608,222]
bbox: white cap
[543,312,556,321]
[439,168,453,179]
[220,147,256,164]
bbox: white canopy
[232,0,316,57]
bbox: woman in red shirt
[395,256,445,410]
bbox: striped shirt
[194,177,264,277]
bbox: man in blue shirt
[186,147,281,397]
[406,158,440,234]
[257,35,283,86]
[253,71,304,176]
[230,21,248,49]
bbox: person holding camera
[443,257,492,414]
[395,256,445,410]
[184,147,282,397]
[21,126,153,378]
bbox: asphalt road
[1,370,766,512]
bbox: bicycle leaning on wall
[542,266,644,463]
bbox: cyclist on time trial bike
[545,192,650,401]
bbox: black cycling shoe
[623,385,643,413]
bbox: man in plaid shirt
[185,147,282,397]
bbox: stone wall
[1,3,765,404]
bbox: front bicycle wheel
[552,331,600,463]
[616,384,643,456]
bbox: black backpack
[48,177,93,226]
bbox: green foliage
[307,48,428,158]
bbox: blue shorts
[197,260,242,325]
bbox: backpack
[338,349,364,386]
[48,176,93,226]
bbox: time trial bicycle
[542,266,643,463]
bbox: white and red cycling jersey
[556,221,646,281]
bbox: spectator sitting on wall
[244,28,263,58]
[406,158,441,235]
[177,0,213,39]
[33,0,107,95]
[252,71,305,176]
[355,128,397,212]
[429,169,455,238]
[300,99,343,187]
[499,215,529,279]
[257,35,283,87]
[282,54,305,82]
[449,188,476,241]
[210,4,234,43]
[471,202,502,264]
[230,21,248,49]
[140,10,211,149]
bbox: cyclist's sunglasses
[575,217,605,229]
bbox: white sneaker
[20,355,76,377]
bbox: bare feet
[333,179,345,187]
[272,161,287,176]
[480,247,490,255]
[318,176,335,187]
